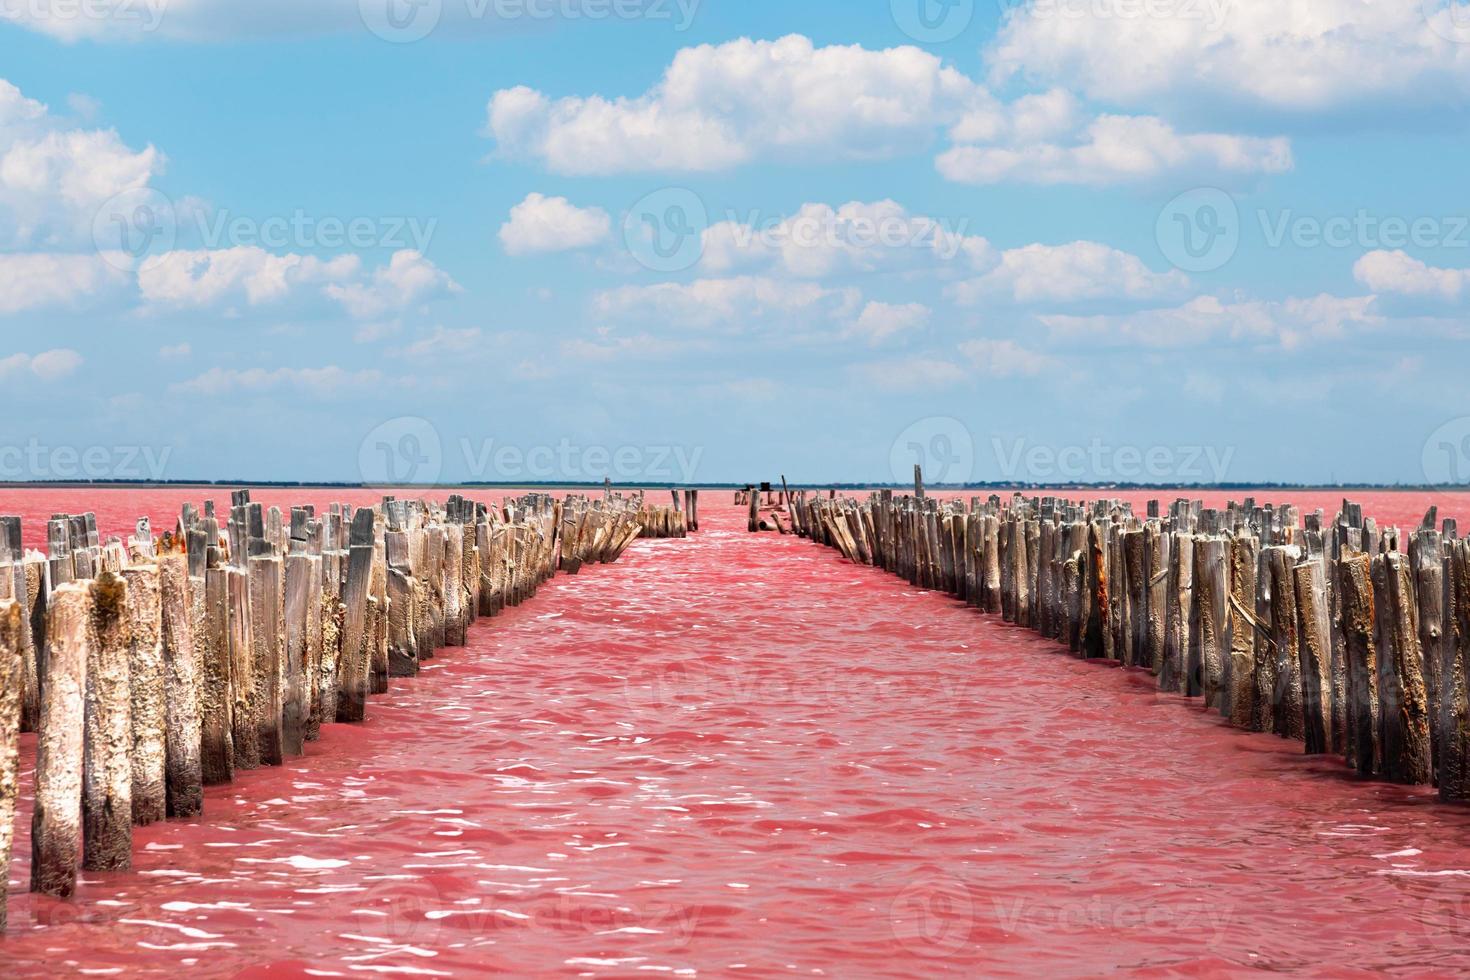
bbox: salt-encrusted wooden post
[1377,552,1432,784]
[1442,540,1470,801]
[1145,524,1169,674]
[1294,558,1334,755]
[227,567,259,769]
[1267,546,1305,741]
[283,553,314,756]
[1083,521,1110,660]
[338,509,376,723]
[159,555,203,817]
[122,562,166,825]
[1339,553,1380,776]
[31,583,90,898]
[1195,537,1228,710]
[200,567,233,784]
[0,601,23,932]
[249,554,285,765]
[1124,529,1148,669]
[83,573,132,870]
[444,523,465,646]
[1162,533,1193,692]
[1228,535,1259,730]
[1410,530,1446,778]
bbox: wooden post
[1442,540,1470,801]
[0,602,23,933]
[1227,535,1259,730]
[1162,533,1193,693]
[337,510,376,723]
[1267,547,1305,741]
[200,567,233,784]
[283,553,315,756]
[1410,530,1446,780]
[227,567,259,769]
[159,555,203,817]
[1194,537,1228,708]
[31,583,90,898]
[1340,553,1380,777]
[1377,552,1432,784]
[122,562,166,825]
[83,573,132,870]
[1294,558,1334,755]
[1145,524,1169,674]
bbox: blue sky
[1,0,1469,487]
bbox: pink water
[2,487,1470,977]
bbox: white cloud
[848,301,930,345]
[593,275,861,333]
[1039,293,1381,349]
[137,245,360,310]
[158,342,191,358]
[950,241,1189,305]
[938,114,1291,186]
[170,364,384,396]
[989,0,1470,114]
[0,77,163,247]
[499,192,611,255]
[398,325,483,359]
[488,36,978,174]
[701,199,993,278]
[958,339,1054,378]
[488,34,1279,185]
[0,348,83,381]
[1353,250,1470,300]
[0,252,131,314]
[324,249,460,319]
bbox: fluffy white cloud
[488,36,978,174]
[958,339,1054,377]
[1040,293,1381,349]
[950,241,1189,305]
[938,114,1291,186]
[170,364,385,396]
[0,78,163,247]
[0,348,83,381]
[137,245,360,310]
[488,34,1280,184]
[989,0,1470,113]
[701,200,994,278]
[0,252,131,313]
[593,275,861,333]
[499,193,611,255]
[138,246,456,319]
[324,249,460,319]
[848,301,930,345]
[1353,250,1470,300]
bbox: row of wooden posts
[0,488,691,932]
[775,487,1470,801]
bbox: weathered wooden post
[32,584,90,898]
[1339,553,1380,776]
[0,602,23,932]
[1411,530,1446,779]
[1442,540,1470,801]
[1162,532,1193,692]
[1267,546,1304,741]
[1377,553,1432,784]
[1294,558,1334,755]
[83,573,132,870]
[122,562,166,825]
[1194,537,1228,709]
[283,553,315,755]
[159,555,203,817]
[200,567,233,784]
[338,509,376,723]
